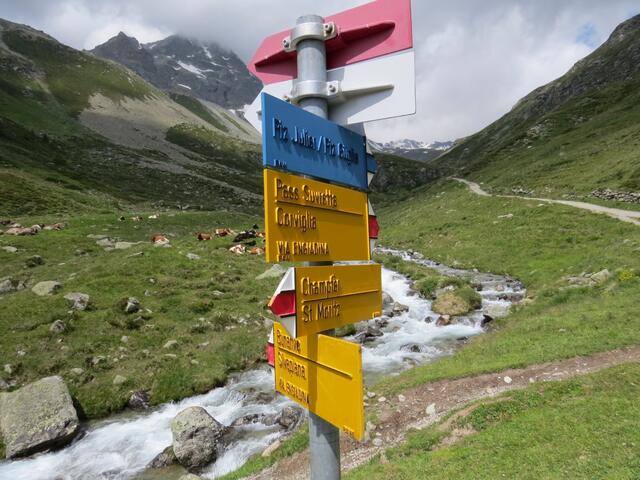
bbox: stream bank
[0,249,525,480]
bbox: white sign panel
[245,49,415,132]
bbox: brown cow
[214,228,232,237]
[197,233,212,241]
[151,234,170,246]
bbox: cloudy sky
[1,0,638,143]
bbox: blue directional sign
[261,93,370,190]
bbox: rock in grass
[49,320,66,334]
[113,375,127,386]
[0,376,80,459]
[64,292,90,311]
[171,406,226,470]
[180,475,204,480]
[255,264,285,280]
[32,281,62,297]
[261,439,281,457]
[123,297,140,314]
[128,390,150,410]
[163,340,178,349]
[1,246,17,253]
[0,278,16,295]
[590,269,611,284]
[25,255,45,268]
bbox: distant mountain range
[91,32,261,109]
[370,139,453,162]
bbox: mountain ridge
[91,32,261,109]
[433,13,640,197]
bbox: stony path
[248,346,640,480]
[453,178,640,226]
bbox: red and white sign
[249,0,413,85]
[268,268,297,338]
[245,0,415,130]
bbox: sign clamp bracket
[282,21,337,52]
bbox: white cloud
[0,0,637,143]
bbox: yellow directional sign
[296,264,381,337]
[273,323,364,440]
[263,169,370,263]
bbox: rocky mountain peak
[92,32,261,109]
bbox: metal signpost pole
[292,13,341,480]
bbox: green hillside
[434,14,640,199]
[0,19,265,217]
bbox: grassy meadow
[347,363,640,479]
[0,211,280,420]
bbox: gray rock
[0,378,8,391]
[484,303,511,319]
[113,375,127,386]
[590,269,611,284]
[114,242,137,250]
[4,364,13,375]
[128,390,150,409]
[32,281,62,296]
[186,253,200,261]
[231,413,278,427]
[25,255,45,268]
[392,302,409,314]
[2,246,17,253]
[163,340,178,349]
[64,292,90,311]
[96,238,115,248]
[256,264,285,280]
[124,297,140,314]
[354,326,384,344]
[0,278,15,294]
[148,445,177,469]
[171,406,226,470]
[69,368,84,376]
[382,291,394,307]
[0,376,80,458]
[49,320,66,334]
[261,440,281,457]
[92,356,106,366]
[179,475,204,480]
[276,405,304,431]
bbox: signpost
[273,323,365,440]
[268,264,382,338]
[250,2,414,478]
[263,169,370,263]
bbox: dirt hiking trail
[453,178,640,226]
[248,346,640,479]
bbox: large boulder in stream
[0,376,80,458]
[171,406,226,471]
[432,287,482,317]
